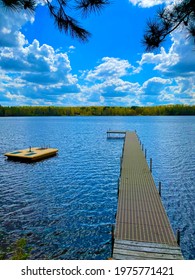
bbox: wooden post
[120,157,122,176]
[176,230,180,246]
[142,144,144,151]
[111,224,115,254]
[150,158,152,173]
[117,178,120,197]
[145,149,147,158]
[159,182,162,197]
[29,146,31,152]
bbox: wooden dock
[107,131,126,139]
[111,131,183,260]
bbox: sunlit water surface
[0,116,194,259]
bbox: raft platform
[4,147,58,162]
[110,131,183,260]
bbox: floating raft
[4,147,58,162]
[110,131,183,260]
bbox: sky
[0,0,195,107]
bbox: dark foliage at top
[143,0,195,51]
[0,0,109,41]
[1,1,195,50]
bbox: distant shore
[0,104,194,117]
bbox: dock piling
[159,182,162,197]
[111,225,115,254]
[117,178,120,197]
[176,230,181,246]
[150,158,152,173]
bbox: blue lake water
[0,116,194,260]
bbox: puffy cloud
[131,0,195,103]
[139,32,195,80]
[79,34,194,105]
[0,9,33,48]
[76,57,143,105]
[139,47,179,69]
[139,27,195,77]
[159,77,195,103]
[142,77,172,96]
[85,57,135,81]
[0,7,81,105]
[0,4,194,106]
[91,79,141,98]
[0,39,81,103]
[128,0,174,8]
[79,58,142,105]
[137,28,195,104]
[68,45,76,53]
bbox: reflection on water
[0,116,194,259]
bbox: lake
[0,116,194,260]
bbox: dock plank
[112,131,183,260]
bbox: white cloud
[128,0,174,8]
[5,91,26,101]
[72,32,194,105]
[129,0,195,105]
[139,29,195,78]
[0,38,80,98]
[85,57,134,81]
[0,4,194,106]
[0,7,81,105]
[77,57,143,105]
[138,25,195,104]
[142,77,172,96]
[139,47,179,68]
[137,27,195,104]
[0,9,33,48]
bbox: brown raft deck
[4,147,58,162]
[111,131,183,260]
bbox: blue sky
[0,0,194,106]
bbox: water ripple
[0,116,194,259]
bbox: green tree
[143,0,195,51]
[0,0,109,41]
[0,105,5,116]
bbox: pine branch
[46,0,91,41]
[143,0,195,51]
[1,0,36,11]
[0,0,110,41]
[75,0,110,16]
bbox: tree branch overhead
[143,0,195,51]
[0,0,110,41]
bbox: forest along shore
[0,105,194,117]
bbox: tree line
[0,105,194,117]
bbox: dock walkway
[111,131,183,260]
